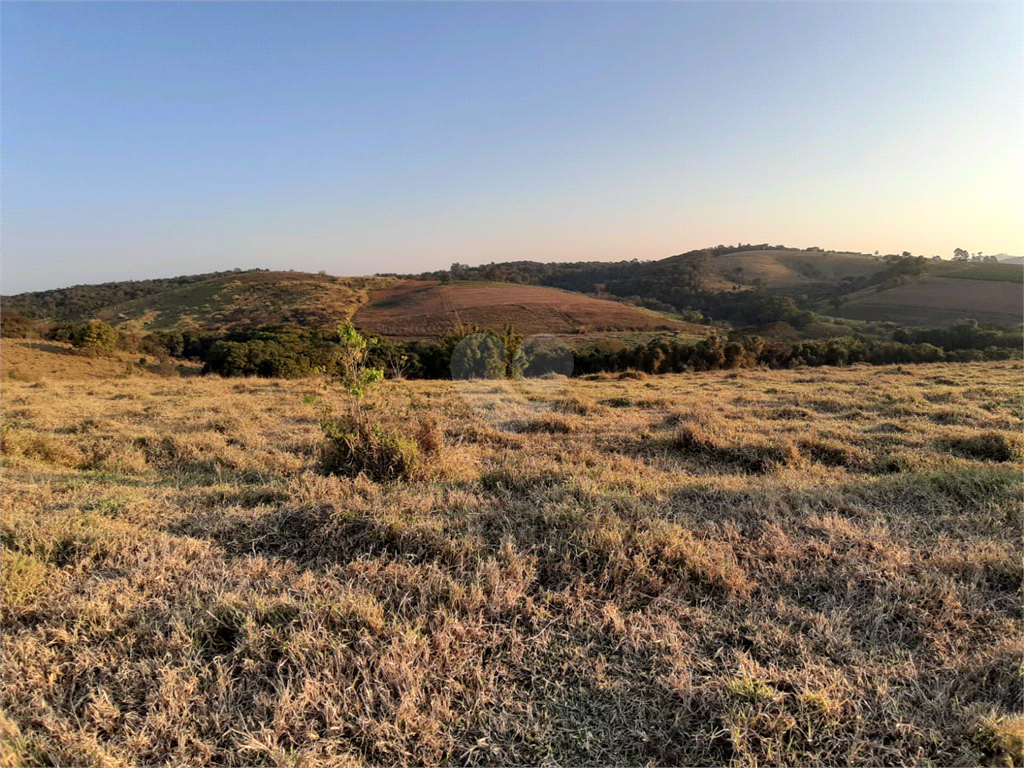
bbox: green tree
[72,321,119,352]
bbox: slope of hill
[930,262,1023,281]
[1,270,246,321]
[4,271,394,333]
[352,280,704,339]
[0,339,202,381]
[833,276,1023,327]
[662,248,884,290]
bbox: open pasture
[1,361,1022,766]
[836,277,1024,328]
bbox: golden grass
[1,360,1021,766]
[92,272,394,332]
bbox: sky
[2,1,1022,294]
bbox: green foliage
[200,327,349,378]
[2,270,250,321]
[334,323,383,399]
[450,332,506,379]
[53,320,120,351]
[893,321,1023,351]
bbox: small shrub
[71,320,119,352]
[320,417,419,482]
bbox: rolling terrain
[4,248,1020,348]
[417,246,1024,329]
[3,271,393,333]
[667,248,885,290]
[1,344,1021,766]
[352,280,705,339]
[833,276,1024,327]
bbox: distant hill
[352,280,707,339]
[997,255,1024,265]
[659,248,884,291]
[2,270,393,333]
[4,244,1019,342]
[832,277,1023,327]
[406,246,1023,328]
[411,245,885,294]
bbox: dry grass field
[0,340,203,382]
[694,250,884,291]
[1,357,1022,766]
[352,281,700,339]
[835,277,1024,328]
[92,273,393,333]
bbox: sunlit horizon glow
[2,1,1021,294]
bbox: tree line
[28,318,1015,379]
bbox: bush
[319,417,419,482]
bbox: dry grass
[836,277,1023,326]
[0,339,201,383]
[95,272,394,332]
[1,359,1022,766]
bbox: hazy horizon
[3,1,1022,294]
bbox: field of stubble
[1,362,1022,767]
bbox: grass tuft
[938,430,1024,463]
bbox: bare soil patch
[353,280,696,338]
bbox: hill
[412,247,1023,329]
[832,276,1023,327]
[3,271,393,333]
[0,338,202,381]
[661,248,884,291]
[352,280,707,339]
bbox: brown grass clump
[938,430,1024,463]
[413,416,442,457]
[0,359,1021,766]
[553,395,605,416]
[521,414,575,434]
[799,437,871,468]
[975,714,1024,767]
[675,423,801,474]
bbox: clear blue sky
[2,1,1021,293]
